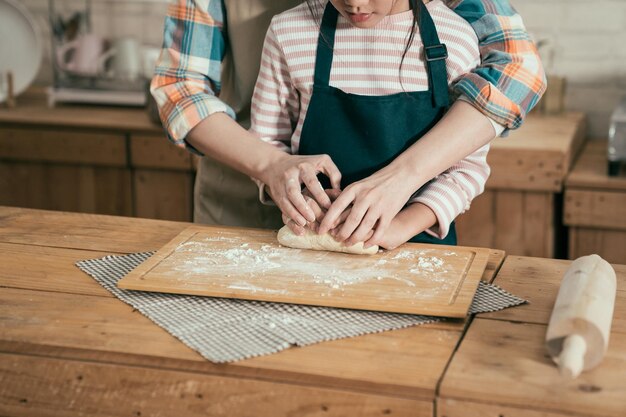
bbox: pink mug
[56,33,112,76]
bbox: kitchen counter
[565,141,626,264]
[457,112,586,258]
[0,90,196,221]
[1,206,625,416]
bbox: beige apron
[194,0,302,228]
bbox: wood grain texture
[0,163,133,216]
[565,189,626,231]
[0,206,187,253]
[130,134,193,170]
[0,127,127,166]
[0,353,432,417]
[569,228,626,265]
[457,190,554,258]
[487,112,586,192]
[0,243,113,297]
[438,397,592,417]
[0,89,162,134]
[567,141,626,191]
[477,256,626,334]
[118,226,490,317]
[439,319,626,417]
[0,285,462,399]
[133,169,194,221]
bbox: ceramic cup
[56,33,109,76]
[107,37,142,81]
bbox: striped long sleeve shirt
[250,0,489,238]
[151,0,546,147]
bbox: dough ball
[277,225,378,255]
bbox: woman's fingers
[365,216,392,248]
[318,154,342,190]
[285,177,316,223]
[282,213,306,236]
[333,201,369,242]
[301,168,331,209]
[345,209,380,246]
[318,189,355,235]
[277,192,308,227]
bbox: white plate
[0,0,42,102]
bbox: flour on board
[155,233,464,299]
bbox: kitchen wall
[513,0,626,138]
[20,0,626,138]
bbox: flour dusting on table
[153,232,467,300]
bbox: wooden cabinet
[456,112,586,258]
[565,141,626,264]
[0,92,195,221]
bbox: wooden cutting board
[117,225,491,318]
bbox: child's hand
[376,203,438,250]
[318,165,416,248]
[262,153,342,227]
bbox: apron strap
[417,1,450,108]
[314,3,339,87]
[314,1,449,109]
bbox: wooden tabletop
[0,88,162,134]
[439,255,626,417]
[567,141,626,191]
[0,206,506,417]
[487,112,586,192]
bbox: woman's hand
[318,164,419,248]
[261,154,342,228]
[282,189,343,236]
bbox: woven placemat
[77,252,526,363]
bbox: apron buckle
[424,44,448,62]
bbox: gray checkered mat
[76,252,526,363]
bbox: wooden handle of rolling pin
[545,254,617,378]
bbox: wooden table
[565,141,626,264]
[0,206,506,417]
[0,89,196,222]
[456,112,586,258]
[439,255,626,417]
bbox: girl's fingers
[345,210,380,246]
[285,178,316,223]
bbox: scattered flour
[156,233,464,299]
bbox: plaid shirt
[151,0,546,148]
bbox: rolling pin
[545,254,617,378]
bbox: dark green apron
[298,1,456,245]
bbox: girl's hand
[318,166,416,248]
[262,153,342,227]
[377,203,438,250]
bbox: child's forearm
[379,203,437,250]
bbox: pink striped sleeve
[249,19,299,154]
[410,143,491,238]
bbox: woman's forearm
[392,100,497,188]
[185,112,287,184]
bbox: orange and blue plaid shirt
[151,0,546,148]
